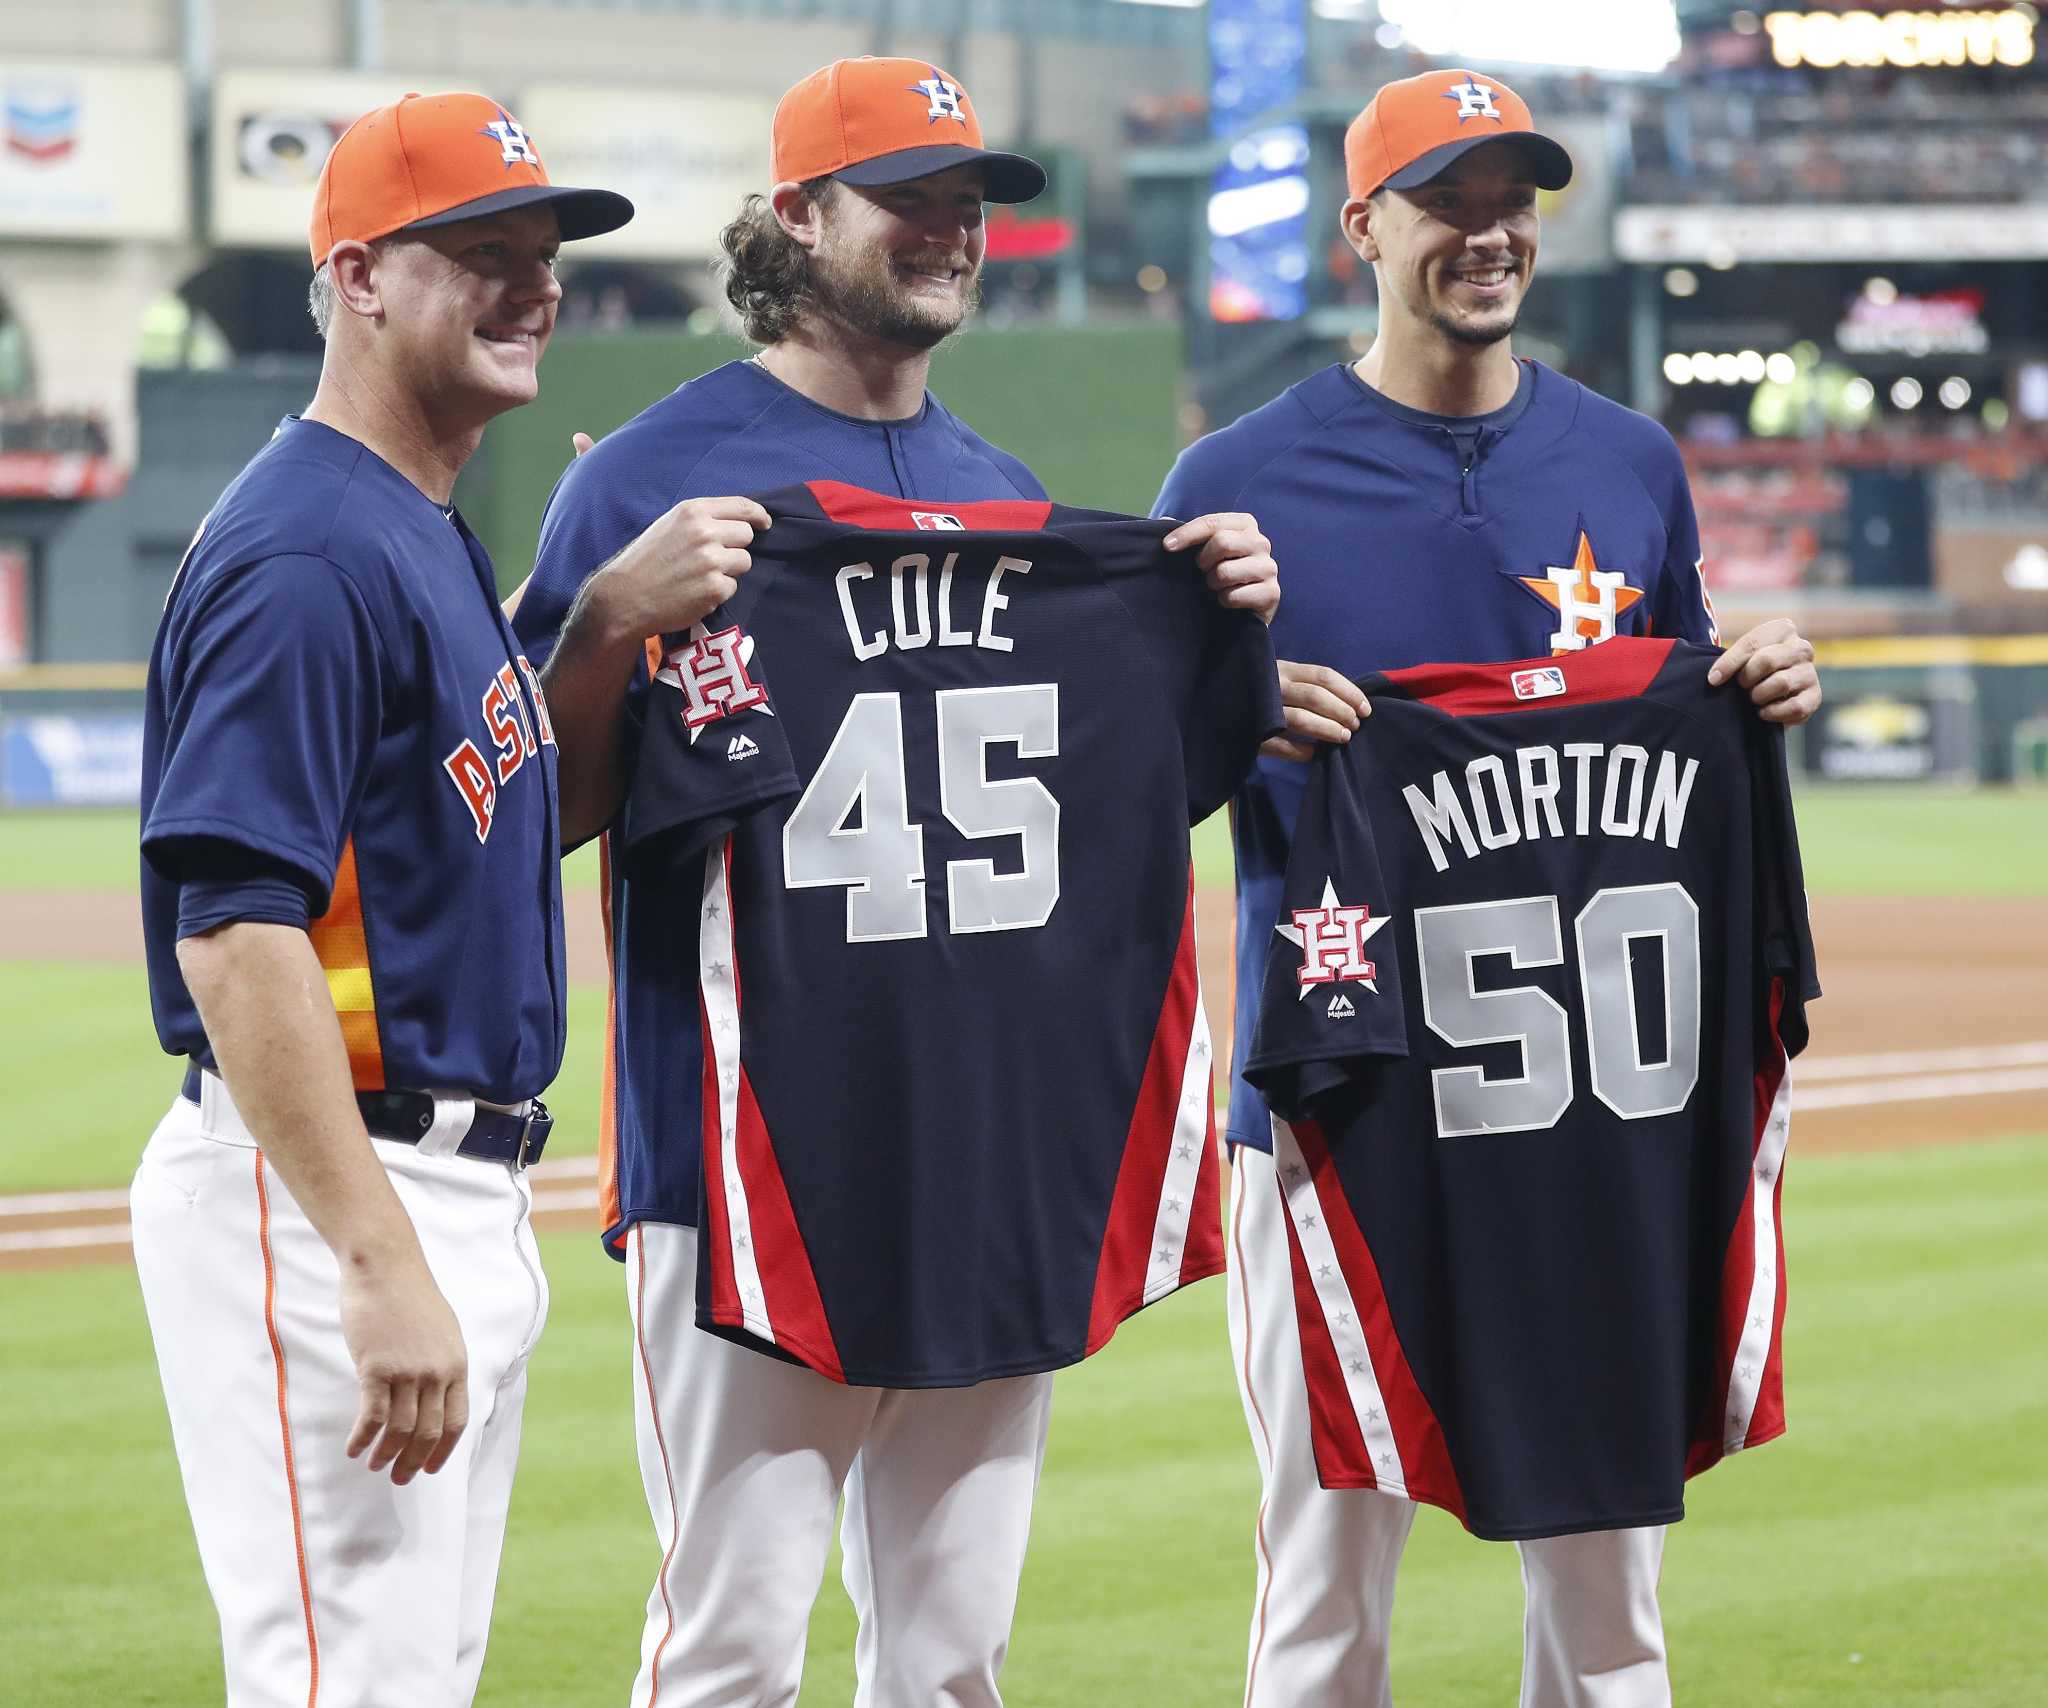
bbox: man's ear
[326,239,386,322]
[1340,196,1381,265]
[769,179,830,252]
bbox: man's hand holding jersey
[1264,617,1823,763]
[541,492,773,846]
[1709,617,1823,725]
[1162,512,1281,623]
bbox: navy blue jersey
[1153,359,1722,1152]
[511,359,1046,1246]
[142,418,565,1102]
[1243,638,1819,1540]
[620,481,1283,1386]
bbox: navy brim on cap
[1384,132,1572,193]
[833,143,1047,204]
[403,182,636,241]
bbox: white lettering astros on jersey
[835,550,1029,661]
[1401,741,1700,874]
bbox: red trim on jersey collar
[1381,636,1677,718]
[804,480,1053,532]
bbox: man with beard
[1157,70,1821,1708]
[512,57,1277,1707]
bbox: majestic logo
[657,622,773,737]
[1444,78,1503,123]
[1518,530,1646,655]
[1511,666,1568,701]
[481,111,541,167]
[910,72,969,125]
[5,81,79,163]
[910,511,965,531]
[1278,878,1391,999]
[1326,993,1357,1020]
[726,733,762,762]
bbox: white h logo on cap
[912,73,968,124]
[483,113,540,164]
[1445,79,1502,122]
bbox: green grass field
[8,782,2048,895]
[4,1139,2045,1706]
[3,791,2046,1704]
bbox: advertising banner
[513,84,771,262]
[0,61,187,240]
[1,713,145,806]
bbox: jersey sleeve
[617,600,801,874]
[1649,464,1721,647]
[1103,524,1283,824]
[1240,738,1412,1122]
[142,554,382,913]
[1746,712,1821,1059]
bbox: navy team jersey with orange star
[619,481,1282,1387]
[1243,638,1819,1540]
[1153,358,1722,1153]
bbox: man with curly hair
[512,57,1278,1707]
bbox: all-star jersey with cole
[141,418,566,1101]
[1243,638,1820,1540]
[512,357,1047,1255]
[621,481,1283,1387]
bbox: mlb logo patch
[911,511,965,531]
[1511,667,1567,701]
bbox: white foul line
[3,1050,2043,1253]
[1795,1041,2048,1082]
[1793,1066,2048,1112]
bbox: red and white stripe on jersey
[1382,636,1677,720]
[803,480,1054,534]
[1085,871,1224,1352]
[696,840,846,1382]
[1270,1114,1466,1520]
[1691,978,1793,1472]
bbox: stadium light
[1766,353,1798,384]
[1664,353,1695,385]
[1737,351,1767,384]
[1376,0,1681,72]
[1891,377,1924,409]
[1664,267,1699,298]
[1843,377,1877,411]
[1939,377,1973,409]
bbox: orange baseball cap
[772,58,1046,203]
[309,91,634,267]
[1345,70,1572,201]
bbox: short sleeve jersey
[511,359,1048,1249]
[620,481,1283,1386]
[1153,359,1722,1151]
[1243,638,1819,1540]
[142,419,566,1102]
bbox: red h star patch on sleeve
[1279,879,1391,998]
[656,623,774,736]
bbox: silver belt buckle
[515,1100,546,1171]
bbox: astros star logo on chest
[1518,530,1645,654]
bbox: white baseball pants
[623,1221,1054,1708]
[131,1079,548,1708]
[1226,1143,1670,1708]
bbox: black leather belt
[182,1066,552,1169]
